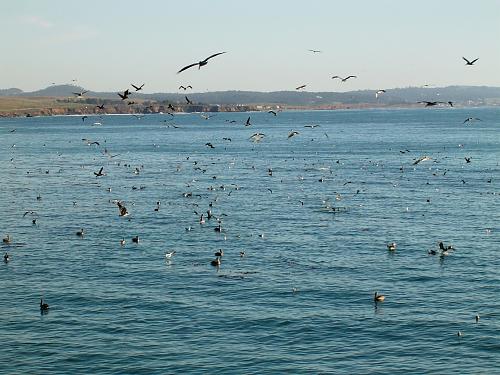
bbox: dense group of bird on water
[1,50,491,339]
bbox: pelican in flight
[131,83,144,91]
[332,75,357,82]
[462,57,478,65]
[177,52,227,74]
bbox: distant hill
[1,85,500,106]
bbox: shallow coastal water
[1,108,499,374]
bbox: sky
[1,0,499,93]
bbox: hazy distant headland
[1,84,499,117]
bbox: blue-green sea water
[1,108,499,374]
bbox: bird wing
[131,84,139,90]
[179,86,185,90]
[471,58,479,64]
[203,52,227,62]
[462,57,471,64]
[344,75,357,80]
[177,62,199,74]
[118,93,126,100]
[331,76,340,80]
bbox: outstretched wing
[203,52,226,62]
[177,62,199,74]
[462,57,471,64]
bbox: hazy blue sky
[1,0,499,93]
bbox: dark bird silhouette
[179,85,193,90]
[463,117,482,124]
[462,57,479,65]
[177,52,227,74]
[96,104,105,110]
[288,130,299,139]
[245,117,251,126]
[185,96,193,105]
[72,90,88,97]
[94,167,105,177]
[418,101,444,107]
[81,116,88,122]
[40,298,49,311]
[332,75,357,82]
[308,49,322,53]
[205,143,215,149]
[127,101,136,105]
[131,83,144,91]
[268,110,277,116]
[117,201,129,217]
[168,104,175,111]
[465,157,471,163]
[296,84,307,90]
[448,101,454,107]
[118,89,131,100]
[9,129,16,133]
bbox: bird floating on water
[165,251,176,259]
[374,292,385,302]
[177,52,227,74]
[387,242,397,251]
[3,234,12,244]
[40,298,49,312]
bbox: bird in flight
[463,117,482,124]
[332,75,357,82]
[245,117,251,126]
[94,167,105,177]
[179,85,193,90]
[418,101,444,107]
[296,84,307,90]
[200,114,217,120]
[205,142,215,149]
[288,131,300,139]
[462,57,479,65]
[413,156,432,165]
[304,124,320,128]
[116,201,129,217]
[177,52,227,74]
[249,133,265,143]
[307,49,322,53]
[185,96,193,105]
[268,110,277,116]
[375,89,386,98]
[73,90,88,97]
[96,104,105,110]
[118,89,131,100]
[131,83,144,91]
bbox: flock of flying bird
[2,49,489,334]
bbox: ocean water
[0,108,499,374]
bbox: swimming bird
[132,235,139,243]
[387,242,397,251]
[72,90,88,97]
[40,298,49,311]
[462,57,478,65]
[214,249,223,257]
[117,201,129,217]
[117,89,131,100]
[165,251,176,259]
[296,84,307,90]
[3,253,10,262]
[81,116,88,122]
[3,234,12,244]
[375,89,386,98]
[475,315,480,323]
[463,117,482,124]
[245,116,251,126]
[120,238,126,246]
[214,223,222,232]
[288,131,299,139]
[94,167,105,177]
[76,228,84,237]
[199,214,205,224]
[239,251,245,257]
[211,257,221,267]
[332,75,357,82]
[131,83,144,91]
[179,85,192,90]
[177,52,227,74]
[374,292,385,302]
